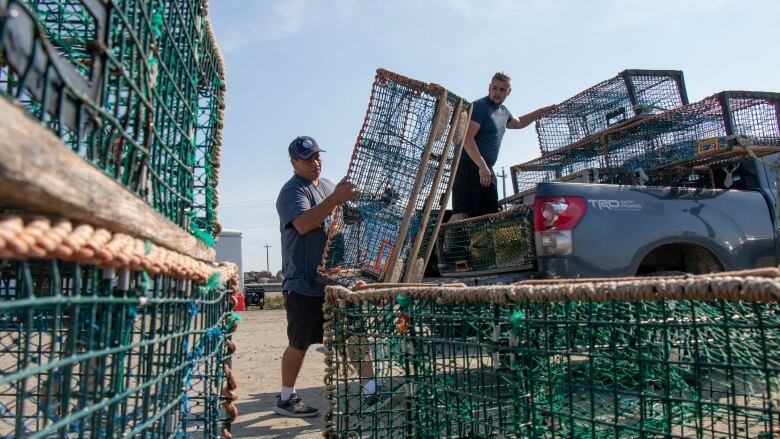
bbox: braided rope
[324,268,780,305]
[0,213,227,283]
[202,0,226,236]
[322,299,337,437]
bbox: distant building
[216,229,243,292]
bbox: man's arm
[507,105,556,129]
[462,120,493,187]
[291,177,357,235]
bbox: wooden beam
[403,99,464,282]
[423,105,472,270]
[0,99,215,262]
[385,88,449,283]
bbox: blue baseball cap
[288,135,325,160]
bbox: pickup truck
[434,153,779,282]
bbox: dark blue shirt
[276,175,335,297]
[468,96,513,167]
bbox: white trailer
[216,229,243,292]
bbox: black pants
[283,291,325,350]
[452,159,498,217]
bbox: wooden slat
[385,88,449,283]
[403,99,464,282]
[422,105,472,271]
[0,99,215,262]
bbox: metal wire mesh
[321,69,470,286]
[0,257,233,438]
[323,277,780,438]
[511,154,635,193]
[610,91,780,172]
[512,91,780,194]
[436,206,535,276]
[0,0,225,242]
[536,70,688,154]
[498,189,537,211]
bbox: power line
[219,202,276,210]
[230,224,279,229]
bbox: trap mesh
[497,194,525,211]
[321,69,471,286]
[536,70,688,154]
[0,257,236,438]
[512,91,780,194]
[323,272,780,438]
[612,91,780,172]
[436,206,535,276]
[0,0,225,242]
[510,151,634,193]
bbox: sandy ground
[229,308,326,439]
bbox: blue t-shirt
[467,96,513,168]
[276,174,335,296]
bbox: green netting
[0,257,232,438]
[321,69,470,286]
[323,279,780,438]
[0,0,225,242]
[437,205,535,276]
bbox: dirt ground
[229,306,326,438]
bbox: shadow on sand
[230,386,327,438]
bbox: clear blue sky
[209,0,779,273]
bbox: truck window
[760,152,780,195]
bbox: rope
[325,268,780,305]
[0,213,230,283]
[202,0,227,237]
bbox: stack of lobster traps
[0,1,239,437]
[509,70,780,207]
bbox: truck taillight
[534,196,585,257]
[533,196,586,231]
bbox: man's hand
[332,176,359,203]
[538,104,556,115]
[478,164,493,187]
[291,176,358,235]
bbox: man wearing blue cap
[274,136,362,417]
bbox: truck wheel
[636,244,723,276]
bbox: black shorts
[283,290,325,350]
[452,159,499,217]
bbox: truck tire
[636,243,723,276]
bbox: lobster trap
[436,206,535,276]
[536,70,688,154]
[323,270,780,438]
[320,69,471,286]
[0,0,225,242]
[0,215,239,438]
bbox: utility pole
[264,244,272,272]
[497,167,508,199]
